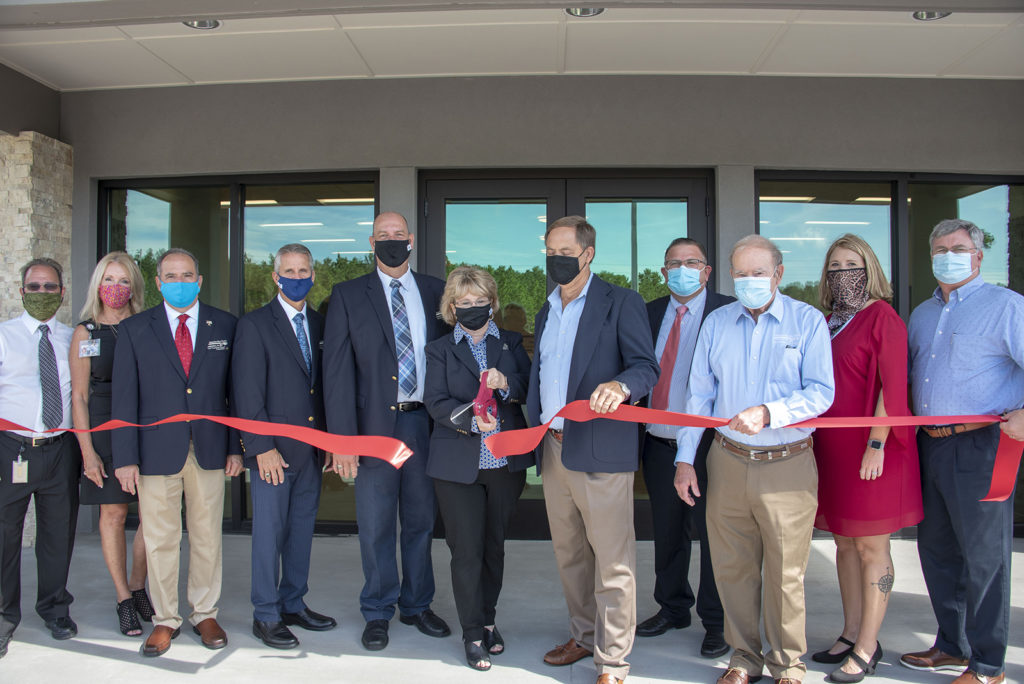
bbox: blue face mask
[277,274,314,302]
[159,280,200,309]
[932,251,976,285]
[666,266,703,297]
[733,276,774,310]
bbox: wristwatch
[616,381,631,399]
[867,438,884,451]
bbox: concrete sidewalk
[2,533,1021,683]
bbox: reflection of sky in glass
[585,201,687,276]
[445,202,547,269]
[125,191,171,254]
[759,202,891,286]
[244,204,375,264]
[958,185,1009,286]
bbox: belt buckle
[31,436,46,447]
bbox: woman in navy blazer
[423,266,533,673]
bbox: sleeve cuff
[763,401,790,428]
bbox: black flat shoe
[636,613,689,637]
[829,642,883,683]
[282,607,337,632]
[701,630,730,659]
[483,626,504,655]
[465,640,492,671]
[132,588,155,622]
[399,609,451,638]
[361,619,389,651]
[117,598,143,636]
[45,616,77,640]
[253,620,299,649]
[813,635,856,664]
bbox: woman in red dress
[810,234,923,683]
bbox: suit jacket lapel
[150,306,187,383]
[189,303,213,379]
[271,301,311,379]
[367,274,398,362]
[649,297,668,342]
[452,335,481,378]
[568,277,612,399]
[413,272,441,339]
[307,310,323,379]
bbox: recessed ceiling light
[565,8,605,18]
[912,11,952,21]
[182,19,221,30]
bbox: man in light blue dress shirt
[900,219,1024,684]
[674,235,834,684]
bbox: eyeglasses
[665,259,706,270]
[24,283,60,292]
[931,246,977,256]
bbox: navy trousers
[641,431,723,633]
[917,424,1012,677]
[355,407,436,622]
[249,452,322,622]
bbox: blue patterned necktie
[38,324,63,430]
[293,312,311,373]
[390,279,417,395]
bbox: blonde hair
[440,266,500,327]
[80,251,145,322]
[818,233,893,309]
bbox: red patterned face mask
[826,267,868,335]
[98,283,132,310]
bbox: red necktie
[175,313,193,377]
[650,305,687,410]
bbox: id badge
[12,459,28,484]
[79,338,101,358]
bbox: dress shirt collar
[735,288,785,324]
[454,320,500,345]
[377,266,415,292]
[548,272,594,311]
[668,286,707,316]
[20,309,58,335]
[276,293,307,319]
[931,274,985,305]
[164,299,200,327]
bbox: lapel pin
[205,320,213,326]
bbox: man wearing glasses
[902,219,1024,684]
[637,238,733,659]
[0,258,79,659]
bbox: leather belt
[921,422,990,439]
[547,428,563,443]
[716,433,812,462]
[647,433,677,449]
[2,431,68,448]
[397,401,425,412]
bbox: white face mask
[931,251,976,285]
[733,276,774,309]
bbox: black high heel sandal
[117,598,143,636]
[132,588,155,622]
[465,640,492,671]
[829,642,883,683]
[813,635,855,664]
[483,626,504,655]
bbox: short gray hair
[731,234,783,269]
[929,218,985,252]
[274,243,314,271]
[156,247,199,277]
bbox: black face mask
[455,305,491,331]
[547,253,583,286]
[375,239,411,268]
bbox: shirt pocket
[770,339,803,383]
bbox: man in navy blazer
[528,216,659,684]
[231,243,336,650]
[323,211,452,651]
[637,238,734,659]
[113,248,243,658]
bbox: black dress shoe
[0,632,11,659]
[399,609,451,638]
[281,608,337,632]
[701,630,730,658]
[45,616,78,640]
[362,619,389,651]
[636,613,689,637]
[253,620,299,649]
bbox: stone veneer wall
[0,130,74,546]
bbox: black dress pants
[0,432,79,635]
[434,467,526,643]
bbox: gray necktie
[38,324,63,430]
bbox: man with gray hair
[900,219,1024,684]
[674,234,834,684]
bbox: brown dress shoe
[952,670,1005,684]
[900,646,970,672]
[596,675,624,684]
[192,617,228,650]
[141,625,180,657]
[717,668,763,684]
[543,637,592,666]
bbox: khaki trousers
[541,433,636,679]
[138,447,225,630]
[706,439,817,681]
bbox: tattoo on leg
[872,566,894,600]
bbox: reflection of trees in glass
[780,280,824,312]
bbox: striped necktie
[38,324,63,430]
[293,312,312,373]
[390,279,417,395]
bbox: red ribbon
[0,415,413,469]
[484,400,1023,502]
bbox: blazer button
[310,388,315,395]
[390,405,396,411]
[308,416,314,422]
[391,375,397,381]
[186,388,192,394]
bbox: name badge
[207,339,229,351]
[79,338,101,358]
[12,459,28,484]
[773,334,799,347]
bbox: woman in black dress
[69,251,153,636]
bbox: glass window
[108,186,231,311]
[758,181,893,309]
[242,182,376,315]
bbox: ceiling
[0,3,1021,91]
